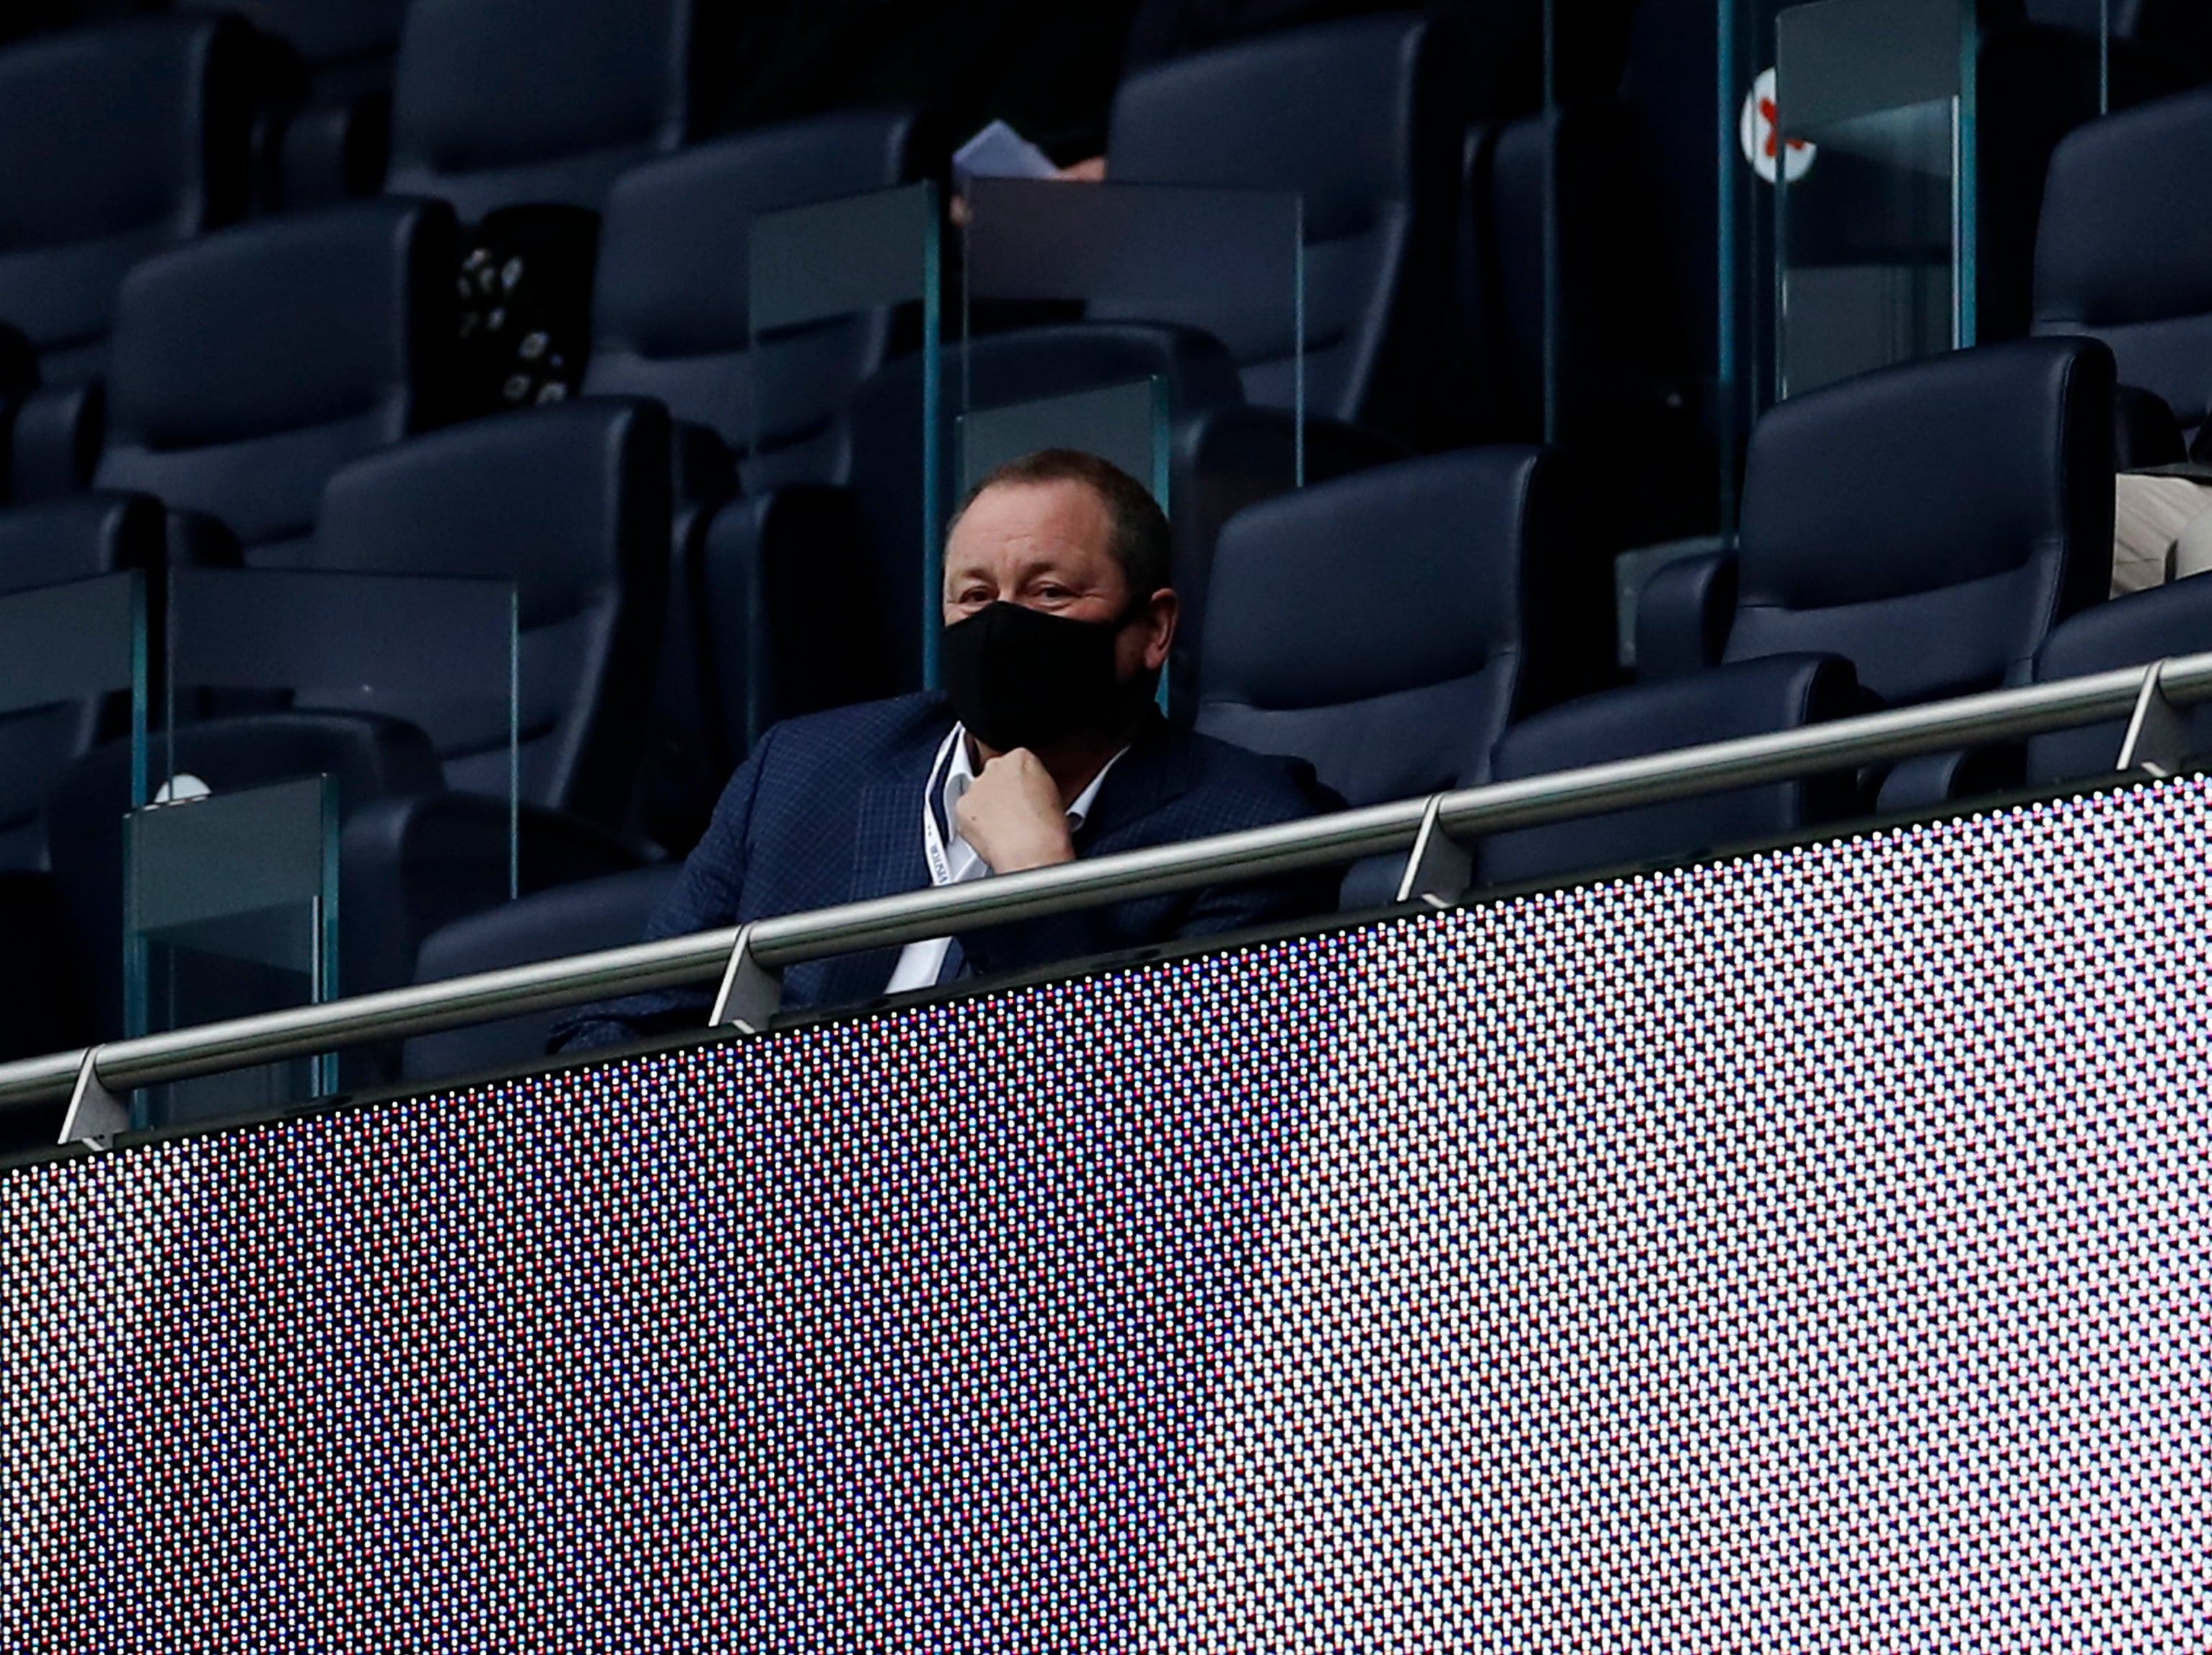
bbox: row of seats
[5,6,2212,1104]
[409,330,2186,1082]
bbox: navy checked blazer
[553,692,1340,1049]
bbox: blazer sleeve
[547,725,781,1054]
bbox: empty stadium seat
[400,863,683,1082]
[2035,84,2212,449]
[218,0,410,206]
[0,15,254,388]
[1101,13,1464,443]
[584,110,915,489]
[303,398,671,827]
[2028,575,2212,782]
[0,491,162,870]
[1195,447,1594,813]
[1643,339,2116,707]
[1479,653,1861,886]
[385,0,701,219]
[92,197,457,563]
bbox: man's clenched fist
[956,749,1077,873]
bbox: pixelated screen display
[8,777,2212,1649]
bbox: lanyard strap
[919,725,961,888]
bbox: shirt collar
[943,721,1126,834]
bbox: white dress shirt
[885,723,1125,993]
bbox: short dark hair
[953,449,1173,603]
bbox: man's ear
[1142,588,1178,671]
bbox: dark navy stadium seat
[1195,448,1593,813]
[219,0,410,206]
[2035,86,2212,449]
[584,110,914,489]
[92,197,457,563]
[1459,96,1705,544]
[400,863,682,1082]
[1479,653,1861,887]
[304,398,671,828]
[1101,14,1463,443]
[0,15,253,388]
[0,492,162,870]
[1730,338,2114,701]
[385,0,700,219]
[2029,576,2212,782]
[1644,340,2115,708]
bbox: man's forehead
[945,479,1117,576]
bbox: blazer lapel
[1075,715,1197,852]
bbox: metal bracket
[2118,658,2193,777]
[1396,794,1473,909]
[708,924,783,1033]
[58,1049,128,1151]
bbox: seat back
[94,198,457,564]
[1195,447,1581,810]
[1102,14,1463,437]
[0,16,254,385]
[1480,653,1861,887]
[401,863,683,1082]
[304,399,671,825]
[2035,86,2212,442]
[0,492,163,868]
[387,0,697,218]
[1727,337,2115,703]
[221,0,407,80]
[584,110,913,487]
[2029,578,2212,782]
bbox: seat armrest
[1873,743,2027,813]
[8,382,104,503]
[1634,546,1737,681]
[163,508,244,569]
[2115,384,2187,470]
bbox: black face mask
[940,600,1147,753]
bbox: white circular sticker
[1740,66,1816,185]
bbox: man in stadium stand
[552,449,1339,1050]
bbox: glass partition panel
[751,182,941,712]
[0,573,148,866]
[956,379,1169,506]
[167,567,519,891]
[124,774,337,1126]
[1773,0,1969,399]
[961,179,1304,484]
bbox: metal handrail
[1,652,2203,1114]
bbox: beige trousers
[2114,473,2212,596]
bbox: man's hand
[956,749,1076,873]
